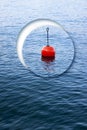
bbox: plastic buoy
[41,27,55,59]
[41,46,55,57]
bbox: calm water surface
[0,0,87,129]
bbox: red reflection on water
[41,56,55,63]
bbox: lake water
[0,0,87,129]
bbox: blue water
[0,0,87,129]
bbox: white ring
[17,19,62,68]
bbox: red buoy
[41,46,55,58]
[41,27,55,59]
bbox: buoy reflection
[41,56,55,73]
[41,56,55,63]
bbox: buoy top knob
[46,27,49,32]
